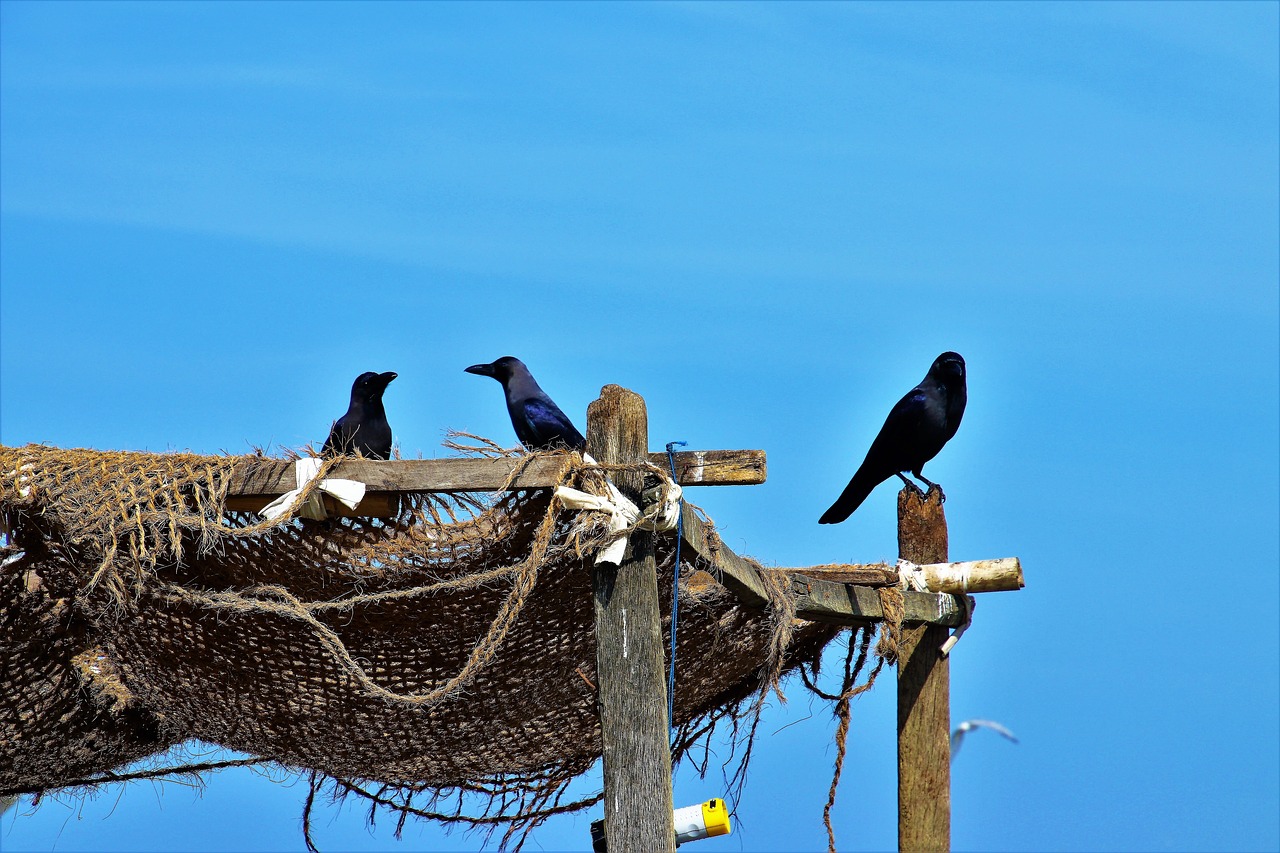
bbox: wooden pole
[908,557,1023,595]
[587,385,676,853]
[897,487,951,852]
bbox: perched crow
[321,371,397,460]
[819,352,967,523]
[464,356,586,451]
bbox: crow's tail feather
[818,467,882,524]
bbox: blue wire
[664,440,687,734]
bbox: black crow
[464,356,586,451]
[321,371,397,460]
[819,352,966,523]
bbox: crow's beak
[379,372,398,385]
[464,363,494,378]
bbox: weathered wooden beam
[227,449,765,498]
[789,557,1025,594]
[230,457,555,497]
[677,504,965,628]
[223,451,764,517]
[788,564,901,586]
[787,573,965,628]
[678,502,770,607]
[897,487,951,853]
[664,448,765,486]
[587,386,676,853]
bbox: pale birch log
[901,557,1023,594]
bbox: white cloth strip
[258,457,367,522]
[555,454,683,566]
[896,559,929,592]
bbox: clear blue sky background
[2,2,1277,851]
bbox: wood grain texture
[917,557,1023,594]
[788,574,964,628]
[897,487,951,853]
[663,448,765,486]
[228,449,765,497]
[789,564,901,586]
[587,385,676,853]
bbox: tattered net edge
[0,440,905,852]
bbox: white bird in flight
[951,719,1019,761]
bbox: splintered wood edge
[678,504,964,628]
[788,564,900,586]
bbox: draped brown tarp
[0,444,844,841]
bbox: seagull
[951,719,1019,761]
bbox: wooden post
[897,487,951,852]
[587,385,676,853]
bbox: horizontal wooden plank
[677,505,963,628]
[229,449,765,498]
[789,560,1025,594]
[231,457,567,497]
[785,574,965,628]
[663,449,765,486]
[788,564,900,586]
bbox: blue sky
[1,2,1277,851]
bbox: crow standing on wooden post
[322,371,397,460]
[465,356,587,451]
[819,352,967,524]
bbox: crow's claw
[896,473,926,496]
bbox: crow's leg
[911,469,945,503]
[896,472,925,496]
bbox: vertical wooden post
[897,487,951,852]
[587,385,676,853]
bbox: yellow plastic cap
[701,798,731,838]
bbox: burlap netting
[0,443,845,830]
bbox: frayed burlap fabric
[0,444,839,830]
